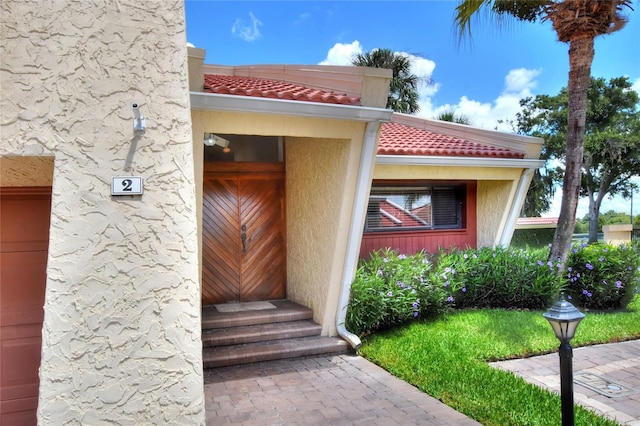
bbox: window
[204,134,284,163]
[364,183,465,232]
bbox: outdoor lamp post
[543,296,585,426]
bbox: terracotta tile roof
[516,217,559,227]
[378,122,525,159]
[203,74,361,106]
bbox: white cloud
[319,42,545,131]
[232,12,262,42]
[504,68,540,93]
[402,52,436,80]
[417,68,541,131]
[319,41,363,65]
[319,43,438,83]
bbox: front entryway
[202,163,286,305]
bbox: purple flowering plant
[345,248,447,335]
[565,243,640,310]
[432,246,564,309]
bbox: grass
[358,295,640,426]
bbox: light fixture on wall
[204,133,231,153]
[132,103,146,131]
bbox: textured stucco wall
[191,109,365,334]
[285,136,359,336]
[1,1,204,424]
[477,180,518,247]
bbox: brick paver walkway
[491,339,640,425]
[204,354,481,425]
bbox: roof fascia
[190,92,393,122]
[376,155,545,169]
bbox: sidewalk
[491,339,640,425]
[204,354,481,425]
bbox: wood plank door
[202,170,286,305]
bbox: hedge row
[346,243,640,336]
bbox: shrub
[564,243,640,310]
[433,246,565,310]
[345,249,447,336]
[347,244,640,336]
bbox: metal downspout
[499,168,537,246]
[336,120,382,349]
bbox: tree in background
[454,0,634,264]
[516,76,640,243]
[435,109,472,125]
[576,212,640,234]
[599,210,633,225]
[352,48,424,114]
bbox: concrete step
[202,300,313,330]
[202,319,322,347]
[203,335,351,369]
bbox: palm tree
[352,48,422,114]
[435,109,472,125]
[454,0,633,264]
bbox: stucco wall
[477,180,518,247]
[1,1,204,424]
[285,137,359,336]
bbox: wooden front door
[0,187,51,425]
[202,165,286,305]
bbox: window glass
[204,134,283,163]
[365,183,464,232]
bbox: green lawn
[358,295,640,426]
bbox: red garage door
[0,187,51,426]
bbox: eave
[376,155,545,169]
[190,92,393,122]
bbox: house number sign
[111,176,143,195]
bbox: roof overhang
[190,92,393,122]
[391,113,544,155]
[376,155,545,169]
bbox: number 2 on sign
[111,176,143,195]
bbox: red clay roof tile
[203,74,361,106]
[378,122,525,159]
[516,217,559,226]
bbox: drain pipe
[499,167,537,247]
[336,120,382,350]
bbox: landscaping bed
[347,243,640,425]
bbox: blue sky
[185,1,640,218]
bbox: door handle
[241,224,247,254]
